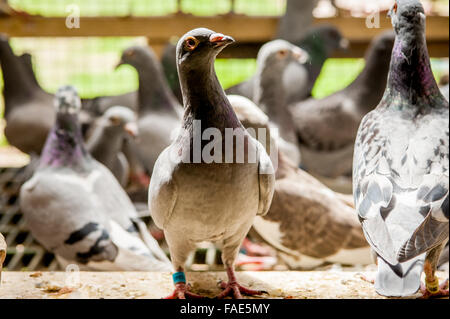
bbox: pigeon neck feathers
[384,10,445,109]
[134,49,179,114]
[86,124,124,166]
[255,61,289,124]
[297,30,330,72]
[179,56,241,131]
[40,112,91,170]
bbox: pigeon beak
[209,33,235,48]
[339,38,350,51]
[124,122,139,138]
[293,48,309,64]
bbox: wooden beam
[0,14,448,57]
[217,40,449,59]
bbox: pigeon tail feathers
[375,254,425,297]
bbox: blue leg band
[173,272,186,284]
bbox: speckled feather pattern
[353,0,449,297]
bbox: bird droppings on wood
[0,271,448,299]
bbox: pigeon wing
[148,147,179,229]
[354,109,449,265]
[255,139,275,217]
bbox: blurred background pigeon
[0,35,54,156]
[252,40,309,166]
[226,25,348,104]
[290,31,395,189]
[230,95,372,269]
[20,86,172,271]
[116,46,182,175]
[86,106,138,187]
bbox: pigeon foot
[419,279,449,299]
[215,266,267,299]
[164,283,205,299]
[216,280,267,299]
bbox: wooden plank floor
[0,271,448,299]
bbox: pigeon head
[41,85,89,168]
[54,85,82,115]
[102,106,138,138]
[117,46,157,70]
[309,25,349,52]
[254,40,309,109]
[176,28,234,70]
[389,0,426,34]
[384,0,445,107]
[257,40,309,72]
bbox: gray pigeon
[0,34,55,155]
[148,29,275,299]
[353,0,449,298]
[0,35,129,153]
[117,46,182,174]
[226,25,348,104]
[20,86,172,271]
[83,92,138,117]
[18,52,39,87]
[229,95,372,269]
[253,40,309,166]
[86,106,138,187]
[0,232,5,285]
[290,31,395,179]
[298,24,349,98]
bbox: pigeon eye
[277,50,288,58]
[393,3,398,13]
[109,116,121,125]
[185,37,199,51]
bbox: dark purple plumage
[40,86,91,170]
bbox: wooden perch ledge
[0,14,448,57]
[0,271,448,299]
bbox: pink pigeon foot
[216,267,267,299]
[419,279,449,299]
[164,282,205,299]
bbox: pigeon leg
[419,246,449,299]
[216,266,267,299]
[163,233,205,299]
[217,227,268,298]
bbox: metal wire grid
[0,164,226,271]
[0,165,59,271]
